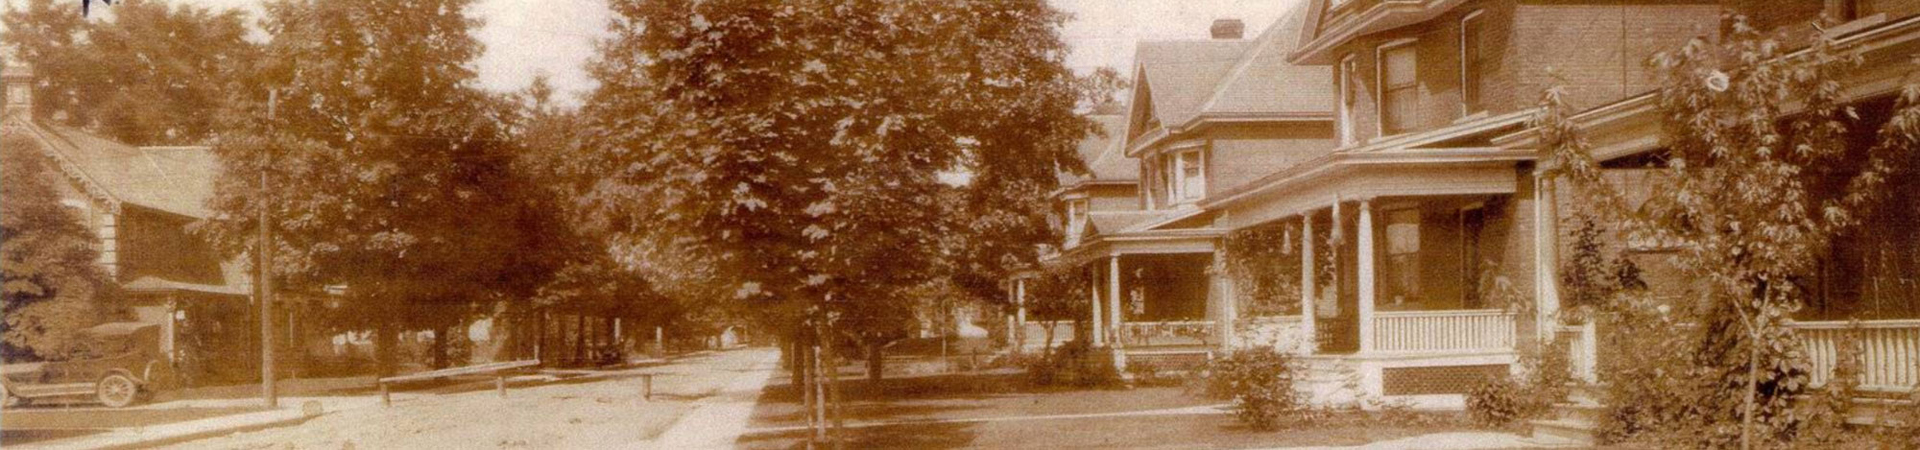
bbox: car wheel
[97,373,139,408]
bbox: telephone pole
[259,90,278,408]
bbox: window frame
[1376,39,1420,136]
[1338,54,1359,146]
[1176,149,1205,203]
[1459,10,1485,116]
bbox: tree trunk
[573,314,587,366]
[535,310,549,364]
[374,322,397,377]
[788,337,805,388]
[431,322,451,369]
[1043,319,1060,356]
[867,340,884,382]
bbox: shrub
[1024,340,1119,388]
[1466,376,1528,427]
[1199,346,1309,430]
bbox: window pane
[1384,87,1418,133]
[1462,17,1482,111]
[1386,209,1420,255]
[1180,152,1203,200]
[1383,46,1416,87]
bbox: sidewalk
[1263,431,1573,450]
[22,400,333,450]
[652,349,783,448]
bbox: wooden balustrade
[1792,319,1920,390]
[1118,320,1215,348]
[1371,309,1516,353]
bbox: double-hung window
[1378,42,1418,135]
[1339,55,1359,145]
[1460,11,1485,115]
[1065,199,1089,246]
[1384,209,1421,306]
[1162,150,1205,204]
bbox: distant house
[2,62,259,384]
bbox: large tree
[1,0,257,145]
[1,135,118,361]
[582,0,1095,345]
[200,0,569,373]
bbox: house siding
[1327,0,1715,144]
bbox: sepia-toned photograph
[2,0,1918,448]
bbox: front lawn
[737,370,1483,449]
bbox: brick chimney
[3,61,30,118]
[1210,19,1245,40]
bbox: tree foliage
[199,0,572,356]
[581,0,1096,334]
[1,0,257,145]
[1537,14,1920,447]
[1,136,118,361]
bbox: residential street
[146,348,778,449]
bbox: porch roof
[1204,147,1533,228]
[1050,227,1225,268]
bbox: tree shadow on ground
[736,421,976,450]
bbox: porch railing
[1117,320,1215,348]
[1792,319,1920,390]
[1372,309,1516,353]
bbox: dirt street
[156,348,778,449]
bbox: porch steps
[1527,383,1606,446]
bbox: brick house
[1485,1,1920,440]
[1010,0,1732,410]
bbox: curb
[30,402,325,450]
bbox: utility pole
[259,90,278,408]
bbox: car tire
[97,373,139,408]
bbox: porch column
[1090,269,1105,346]
[1015,278,1028,349]
[1107,256,1123,347]
[1210,249,1236,351]
[1534,174,1563,342]
[1356,199,1377,354]
[1299,213,1317,354]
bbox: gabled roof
[12,121,221,219]
[1058,114,1138,187]
[1195,5,1332,119]
[1132,39,1253,130]
[1126,3,1334,155]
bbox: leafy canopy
[582,0,1096,328]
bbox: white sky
[5,0,1303,103]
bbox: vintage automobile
[1,322,170,408]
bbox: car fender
[141,360,162,385]
[103,368,138,385]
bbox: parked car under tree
[1,322,171,408]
